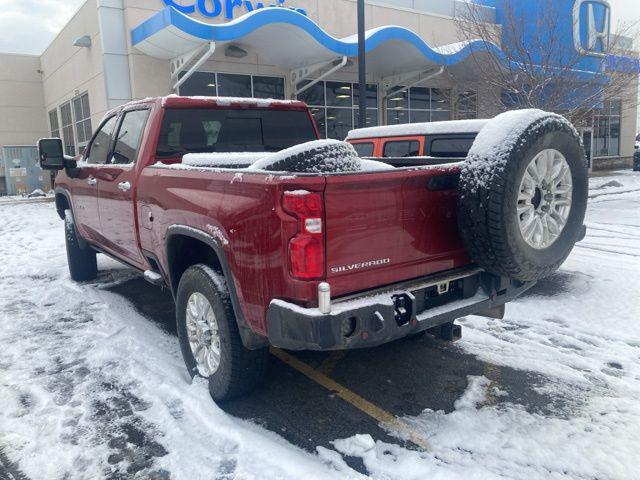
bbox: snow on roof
[432,39,480,55]
[161,94,303,108]
[347,119,488,140]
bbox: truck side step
[143,270,165,287]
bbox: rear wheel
[64,209,97,282]
[176,264,269,402]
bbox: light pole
[357,0,366,128]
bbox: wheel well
[55,193,69,219]
[166,234,223,294]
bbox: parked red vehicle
[38,96,588,401]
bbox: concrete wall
[40,0,108,131]
[0,54,48,148]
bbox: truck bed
[138,161,469,335]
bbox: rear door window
[382,140,420,157]
[352,142,374,157]
[157,108,317,156]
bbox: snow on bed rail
[182,152,266,168]
[347,119,488,140]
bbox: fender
[55,187,90,250]
[165,225,268,350]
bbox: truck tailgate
[324,167,470,297]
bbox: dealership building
[0,0,638,195]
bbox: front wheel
[176,264,269,402]
[64,209,97,282]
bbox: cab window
[86,116,117,164]
[112,110,150,164]
[352,142,374,157]
[382,140,420,157]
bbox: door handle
[87,177,97,186]
[118,181,131,192]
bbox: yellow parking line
[270,347,430,451]
[317,351,346,375]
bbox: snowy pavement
[1,171,639,480]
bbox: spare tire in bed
[249,140,361,173]
[457,109,588,282]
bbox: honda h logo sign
[573,0,611,57]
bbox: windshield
[156,108,317,157]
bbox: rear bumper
[266,268,534,351]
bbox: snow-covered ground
[1,171,639,479]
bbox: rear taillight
[283,191,324,279]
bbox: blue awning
[131,6,504,78]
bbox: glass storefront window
[60,101,76,156]
[326,81,352,107]
[298,80,378,138]
[431,88,451,111]
[353,109,378,128]
[217,73,252,97]
[387,88,409,110]
[326,108,353,140]
[410,87,429,110]
[386,86,451,124]
[353,84,378,109]
[178,71,217,96]
[179,72,285,100]
[49,109,60,139]
[456,90,478,119]
[593,99,622,157]
[253,76,284,99]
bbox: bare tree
[454,0,639,125]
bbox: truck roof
[160,95,307,110]
[106,96,309,117]
[346,119,488,140]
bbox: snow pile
[327,172,640,479]
[0,203,347,480]
[182,152,266,168]
[248,139,361,173]
[461,109,577,193]
[347,119,487,140]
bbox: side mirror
[38,138,65,170]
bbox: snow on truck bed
[166,140,395,173]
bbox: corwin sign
[163,0,307,20]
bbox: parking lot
[1,171,639,479]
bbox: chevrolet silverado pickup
[38,96,588,401]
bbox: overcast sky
[0,0,639,55]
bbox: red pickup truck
[38,96,587,401]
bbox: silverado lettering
[330,258,391,273]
